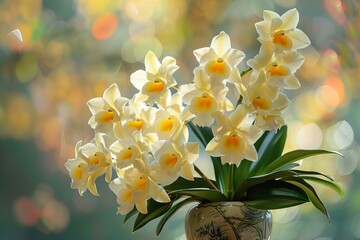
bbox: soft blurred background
[0,0,359,239]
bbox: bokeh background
[1,0,359,239]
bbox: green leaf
[188,122,229,195]
[241,180,309,209]
[293,170,334,181]
[234,170,298,199]
[124,208,138,224]
[249,125,287,176]
[164,177,213,192]
[285,176,330,222]
[169,189,228,202]
[156,197,198,236]
[300,176,344,197]
[133,198,176,232]
[276,162,300,171]
[234,160,252,189]
[261,149,340,174]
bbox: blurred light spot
[295,93,323,122]
[15,53,38,83]
[336,149,357,176]
[274,0,296,8]
[129,21,155,41]
[250,0,275,17]
[92,13,118,40]
[322,48,341,73]
[316,85,339,112]
[296,123,322,149]
[351,213,360,238]
[302,46,320,68]
[125,1,155,22]
[323,0,346,25]
[323,76,345,105]
[43,41,67,68]
[327,120,354,149]
[274,207,299,224]
[36,116,62,151]
[13,197,40,226]
[133,37,163,62]
[41,199,69,233]
[4,93,34,139]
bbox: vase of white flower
[65,8,344,238]
[185,202,272,240]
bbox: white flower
[110,159,170,215]
[255,8,311,52]
[205,105,263,166]
[150,136,199,185]
[65,141,90,196]
[130,51,179,107]
[87,83,128,133]
[180,68,234,126]
[193,31,245,82]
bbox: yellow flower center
[134,177,147,191]
[163,153,178,169]
[160,117,174,132]
[122,189,133,201]
[145,79,165,93]
[252,97,271,110]
[71,165,83,181]
[89,154,100,165]
[224,133,242,150]
[194,94,213,111]
[127,119,143,131]
[119,147,133,161]
[99,110,114,123]
[267,64,288,76]
[206,58,229,76]
[272,31,292,49]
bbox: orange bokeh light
[323,75,345,106]
[92,13,118,40]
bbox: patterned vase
[185,202,272,240]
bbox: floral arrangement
[65,8,343,235]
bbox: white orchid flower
[130,51,179,107]
[180,68,234,127]
[206,105,263,166]
[65,141,90,196]
[255,8,311,52]
[87,83,128,133]
[193,31,245,82]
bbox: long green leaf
[261,149,340,174]
[133,198,176,232]
[234,160,252,196]
[169,189,228,202]
[156,197,198,236]
[285,177,330,222]
[293,170,334,181]
[249,125,287,176]
[300,176,344,197]
[164,177,213,192]
[241,180,309,209]
[234,170,298,199]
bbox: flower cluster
[65,9,311,216]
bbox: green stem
[194,164,219,191]
[228,164,236,199]
[240,66,252,77]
